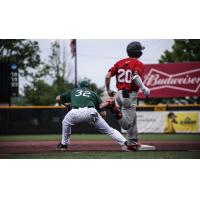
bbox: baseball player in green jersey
[56,80,128,151]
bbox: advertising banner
[137,112,166,133]
[164,112,199,133]
[138,62,200,98]
[137,111,200,133]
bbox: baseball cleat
[56,142,68,151]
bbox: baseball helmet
[127,41,145,58]
[79,80,90,88]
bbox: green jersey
[60,87,102,110]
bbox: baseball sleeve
[134,62,144,77]
[108,63,118,77]
[60,91,71,103]
[94,93,104,112]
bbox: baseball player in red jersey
[105,41,150,151]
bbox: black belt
[72,106,94,109]
[122,90,130,98]
[121,89,137,93]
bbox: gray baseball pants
[115,90,138,145]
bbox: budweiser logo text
[143,68,200,93]
[145,74,200,86]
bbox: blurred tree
[24,79,74,105]
[159,39,200,63]
[148,39,200,104]
[33,40,62,79]
[0,39,41,78]
[24,41,74,105]
[24,78,104,106]
[24,80,53,105]
[17,40,105,105]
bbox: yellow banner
[164,112,198,133]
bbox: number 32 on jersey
[75,90,91,97]
[117,69,132,83]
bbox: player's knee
[120,119,131,130]
[62,119,70,127]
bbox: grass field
[1,151,200,159]
[1,134,200,159]
[0,151,200,159]
[1,133,200,141]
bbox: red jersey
[108,58,144,92]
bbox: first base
[137,144,156,151]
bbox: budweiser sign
[138,62,200,98]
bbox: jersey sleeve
[94,93,103,111]
[108,63,118,77]
[133,62,144,77]
[60,91,71,103]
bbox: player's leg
[125,91,139,145]
[120,107,136,130]
[115,91,135,130]
[126,108,138,144]
[95,117,127,146]
[61,117,72,145]
[88,108,127,147]
[119,107,140,150]
[57,110,77,150]
[115,91,140,149]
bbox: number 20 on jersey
[117,69,132,83]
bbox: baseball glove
[100,97,122,120]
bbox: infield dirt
[1,140,200,154]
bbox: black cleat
[56,142,68,151]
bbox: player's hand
[56,96,61,103]
[100,98,115,109]
[107,89,116,97]
[142,86,150,98]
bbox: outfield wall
[0,106,120,135]
[0,105,200,134]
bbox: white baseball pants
[61,107,127,146]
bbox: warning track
[0,140,200,154]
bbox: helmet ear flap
[127,50,142,58]
[137,51,142,57]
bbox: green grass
[0,134,61,141]
[1,151,200,159]
[0,133,200,141]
